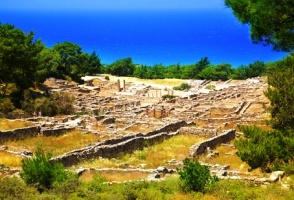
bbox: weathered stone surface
[0,126,40,142]
[190,129,236,157]
[268,171,285,182]
[51,120,187,167]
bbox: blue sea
[0,9,288,67]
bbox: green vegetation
[205,84,216,90]
[173,83,191,91]
[105,57,135,76]
[235,126,294,172]
[21,91,75,116]
[162,94,176,100]
[264,53,294,130]
[20,147,76,192]
[2,172,294,199]
[225,0,294,52]
[178,158,218,192]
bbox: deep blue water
[0,9,288,67]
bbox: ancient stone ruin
[1,76,274,183]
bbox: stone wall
[42,127,75,136]
[189,129,236,157]
[179,127,217,137]
[51,120,187,167]
[0,126,40,142]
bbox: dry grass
[104,74,187,87]
[76,134,206,169]
[124,124,155,134]
[0,119,34,131]
[79,170,149,182]
[4,130,101,156]
[199,144,262,176]
[0,151,22,167]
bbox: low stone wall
[51,120,187,167]
[179,127,217,137]
[189,129,236,157]
[42,127,75,136]
[0,126,40,142]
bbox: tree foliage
[264,53,294,130]
[235,126,294,171]
[178,158,218,192]
[173,83,191,91]
[232,61,266,80]
[198,63,233,81]
[106,57,135,76]
[0,23,44,103]
[225,0,294,51]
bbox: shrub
[178,158,218,193]
[0,177,38,199]
[105,76,110,80]
[173,83,191,91]
[173,83,190,91]
[205,84,216,90]
[22,91,75,116]
[162,94,176,100]
[0,98,14,114]
[20,147,71,192]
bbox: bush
[22,91,75,116]
[20,147,72,192]
[162,94,176,100]
[0,177,38,199]
[173,83,191,91]
[178,158,218,193]
[205,84,216,90]
[0,98,15,114]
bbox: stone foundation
[0,126,40,142]
[51,120,187,167]
[189,129,236,157]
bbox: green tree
[178,158,218,192]
[235,126,294,171]
[264,53,294,130]
[199,63,233,81]
[106,57,135,76]
[165,63,182,79]
[36,47,62,82]
[173,83,191,91]
[20,147,72,192]
[0,23,44,105]
[225,0,294,51]
[52,41,83,75]
[82,51,102,75]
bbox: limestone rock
[268,171,285,182]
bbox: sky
[0,0,225,11]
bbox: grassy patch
[79,170,149,182]
[0,119,34,131]
[0,151,22,167]
[76,134,206,169]
[4,130,101,156]
[198,145,262,176]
